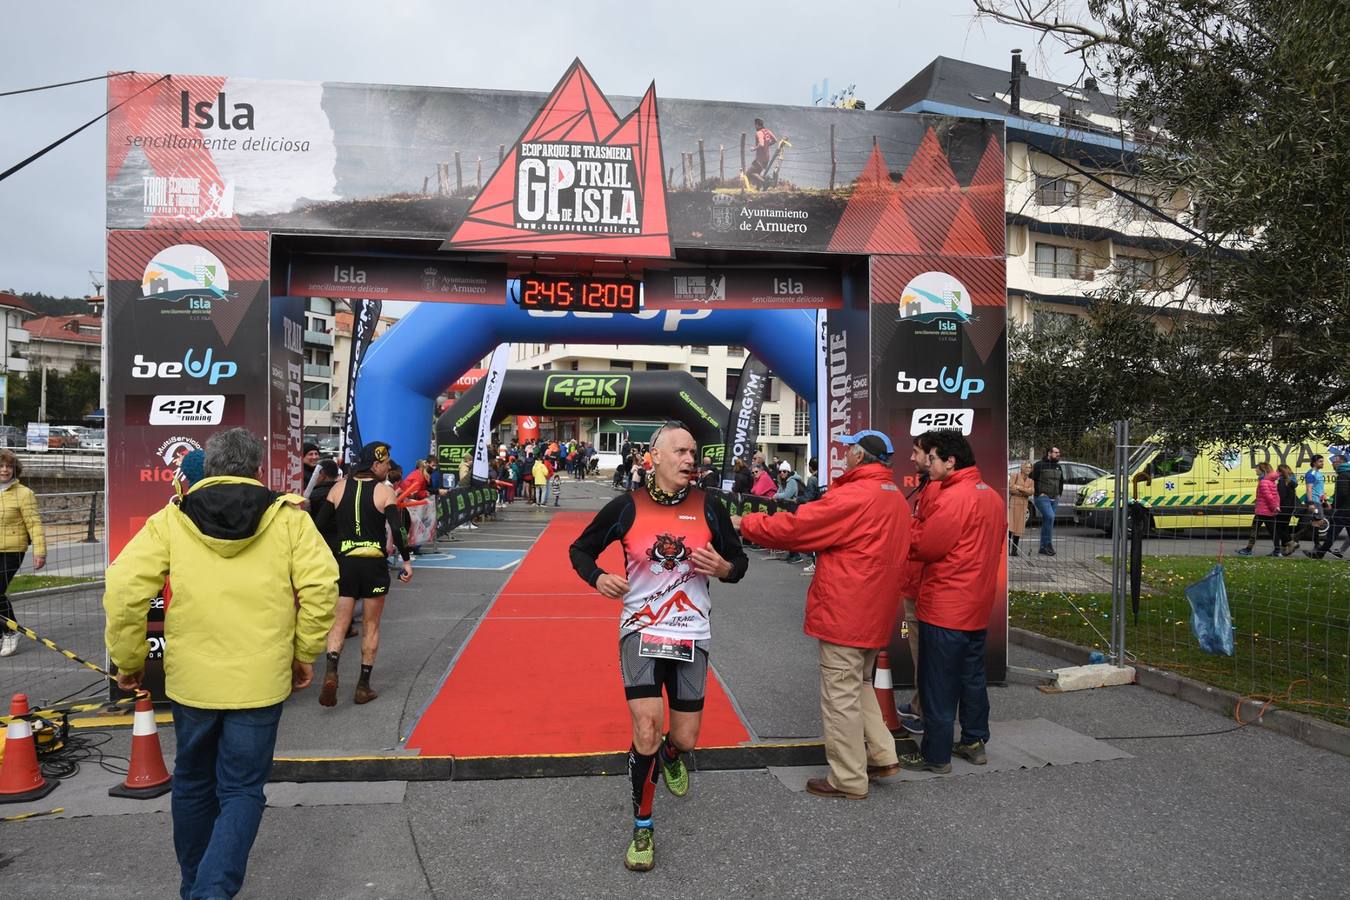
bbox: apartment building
[0,293,33,375]
[24,314,101,374]
[878,54,1212,330]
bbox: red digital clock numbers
[518,277,641,313]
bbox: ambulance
[1075,429,1348,533]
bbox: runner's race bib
[637,633,695,662]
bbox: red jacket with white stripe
[908,466,1005,631]
[740,463,911,648]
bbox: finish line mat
[767,718,1133,792]
[404,512,751,756]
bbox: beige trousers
[818,640,899,795]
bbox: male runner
[315,441,413,706]
[569,421,749,872]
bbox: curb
[1009,627,1350,759]
[270,741,833,783]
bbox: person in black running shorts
[570,420,748,872]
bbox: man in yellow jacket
[104,428,337,900]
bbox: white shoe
[0,633,18,657]
[465,522,479,530]
[802,564,816,574]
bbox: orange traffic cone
[0,694,59,804]
[874,651,903,732]
[108,694,171,799]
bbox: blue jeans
[171,702,283,900]
[1034,495,1057,549]
[917,622,990,766]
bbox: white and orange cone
[873,651,903,733]
[0,693,59,804]
[108,693,171,799]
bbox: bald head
[651,424,696,492]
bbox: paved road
[5,478,1348,898]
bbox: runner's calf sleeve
[661,735,682,763]
[627,745,659,822]
[384,505,411,560]
[359,664,373,684]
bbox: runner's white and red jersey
[569,486,749,641]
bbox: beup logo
[543,374,631,410]
[132,349,238,386]
[896,366,985,400]
[140,244,237,307]
[446,59,671,257]
[897,271,974,327]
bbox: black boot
[1009,534,1020,557]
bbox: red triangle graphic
[897,129,962,254]
[445,60,672,258]
[964,134,1006,257]
[827,144,893,253]
[941,192,996,256]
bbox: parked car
[47,425,83,449]
[79,429,106,451]
[1009,460,1109,523]
[0,426,22,448]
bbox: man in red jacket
[734,430,911,800]
[899,430,1004,774]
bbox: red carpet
[405,512,751,757]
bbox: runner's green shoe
[624,826,655,872]
[661,753,689,797]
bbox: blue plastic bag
[1184,564,1235,656]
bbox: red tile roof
[0,293,35,313]
[25,314,102,344]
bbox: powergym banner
[339,299,381,465]
[268,297,305,494]
[108,68,990,257]
[720,356,769,489]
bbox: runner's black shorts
[338,556,390,598]
[618,631,709,712]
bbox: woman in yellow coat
[0,449,46,656]
[1008,462,1034,557]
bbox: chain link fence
[0,490,109,708]
[1010,416,1350,727]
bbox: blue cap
[179,449,206,486]
[839,430,894,459]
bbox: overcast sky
[0,0,1081,300]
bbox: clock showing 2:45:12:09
[517,276,641,313]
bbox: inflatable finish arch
[435,369,730,468]
[353,295,818,470]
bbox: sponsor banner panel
[268,296,305,494]
[108,70,1004,258]
[106,229,272,560]
[870,251,1007,684]
[644,268,842,310]
[721,356,768,488]
[288,256,505,305]
[819,275,872,485]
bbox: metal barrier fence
[1009,416,1350,727]
[0,490,109,708]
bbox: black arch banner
[436,370,729,468]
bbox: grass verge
[1012,556,1350,727]
[11,574,98,593]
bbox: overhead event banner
[643,268,842,310]
[287,256,506,305]
[107,67,993,257]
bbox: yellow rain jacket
[103,476,338,709]
[0,480,45,556]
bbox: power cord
[36,718,130,780]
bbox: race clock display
[516,276,641,313]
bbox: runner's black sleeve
[569,493,635,587]
[704,493,749,583]
[384,504,410,561]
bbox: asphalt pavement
[4,478,1348,899]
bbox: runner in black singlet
[314,441,413,706]
[570,421,748,873]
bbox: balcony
[304,329,334,347]
[1033,261,1095,281]
[7,328,29,344]
[303,398,331,411]
[303,363,333,379]
[5,357,29,373]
